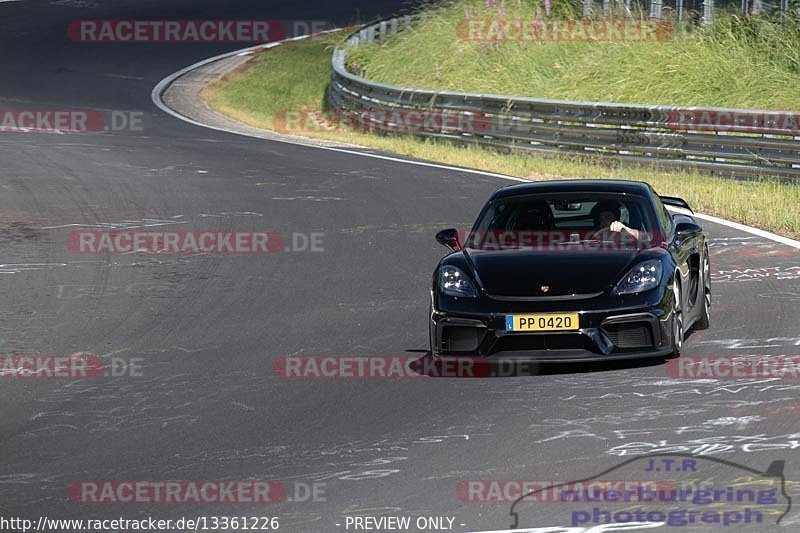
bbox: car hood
[464,248,638,297]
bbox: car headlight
[616,259,663,295]
[440,266,478,298]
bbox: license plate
[505,313,580,332]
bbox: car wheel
[694,247,711,330]
[671,277,684,356]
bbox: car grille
[490,333,596,354]
[603,322,654,349]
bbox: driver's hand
[610,221,625,232]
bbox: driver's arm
[610,221,641,239]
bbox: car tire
[670,276,684,356]
[694,247,711,330]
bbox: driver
[589,201,641,241]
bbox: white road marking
[666,206,800,248]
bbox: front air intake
[441,326,482,353]
[603,323,654,349]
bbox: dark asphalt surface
[1,1,800,532]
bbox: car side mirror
[435,228,461,251]
[675,221,702,239]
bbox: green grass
[204,33,800,239]
[203,35,338,130]
[348,1,800,109]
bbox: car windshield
[466,193,659,250]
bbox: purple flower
[533,8,543,30]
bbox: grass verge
[348,1,800,109]
[203,33,800,240]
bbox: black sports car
[429,180,710,362]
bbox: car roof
[490,179,653,200]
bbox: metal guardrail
[329,15,800,179]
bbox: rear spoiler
[660,195,694,214]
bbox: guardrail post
[703,0,714,24]
[379,21,387,41]
[603,0,610,16]
[649,0,663,19]
[583,0,593,18]
[389,18,398,35]
[676,0,684,21]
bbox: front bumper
[430,292,673,362]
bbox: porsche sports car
[429,180,710,362]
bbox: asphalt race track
[2,1,800,532]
